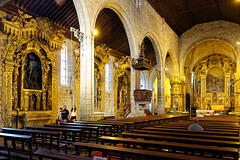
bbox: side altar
[1,11,64,127]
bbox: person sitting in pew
[221,112,226,116]
[188,118,204,131]
[205,112,210,116]
[197,113,204,117]
[214,111,220,116]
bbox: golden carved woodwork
[73,46,81,77]
[193,54,235,110]
[3,10,64,52]
[113,56,131,118]
[1,11,64,126]
[94,44,111,111]
[170,76,185,111]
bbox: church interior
[0,0,239,159]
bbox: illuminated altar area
[193,54,235,112]
[1,11,64,126]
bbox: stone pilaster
[156,69,165,114]
[80,36,94,120]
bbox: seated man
[197,113,204,117]
[221,112,226,116]
[188,118,204,131]
[210,112,215,116]
[214,111,220,116]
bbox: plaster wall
[58,39,79,114]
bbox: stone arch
[165,49,179,76]
[92,0,138,58]
[73,0,90,35]
[142,32,164,70]
[149,66,158,89]
[142,32,164,114]
[165,71,173,81]
[183,38,238,73]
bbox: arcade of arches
[0,0,239,127]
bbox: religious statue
[29,94,36,110]
[24,53,42,90]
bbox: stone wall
[180,20,240,107]
[58,39,79,114]
[180,20,240,77]
[74,0,180,116]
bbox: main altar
[193,54,236,112]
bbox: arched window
[60,45,67,85]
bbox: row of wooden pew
[72,115,240,160]
[2,114,237,160]
[0,114,189,159]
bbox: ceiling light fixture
[93,29,98,36]
[237,41,240,45]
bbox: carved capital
[155,69,161,79]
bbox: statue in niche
[24,53,42,90]
[29,94,37,110]
[196,81,201,96]
[212,92,218,104]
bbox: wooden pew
[100,136,238,160]
[0,133,33,160]
[73,142,224,160]
[44,124,99,143]
[34,149,92,160]
[121,132,240,148]
[154,125,239,133]
[133,129,239,141]
[2,127,60,151]
[76,121,125,134]
[61,122,112,136]
[26,126,82,142]
[144,127,238,137]
[106,114,189,129]
[162,123,240,129]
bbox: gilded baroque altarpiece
[1,10,64,126]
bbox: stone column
[80,36,94,120]
[156,69,164,114]
[130,66,137,117]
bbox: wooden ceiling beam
[67,18,78,28]
[215,0,223,18]
[182,0,196,24]
[40,1,56,16]
[60,12,76,28]
[33,0,46,14]
[49,0,70,20]
[36,0,50,14]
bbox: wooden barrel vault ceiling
[1,0,238,58]
[147,0,240,36]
